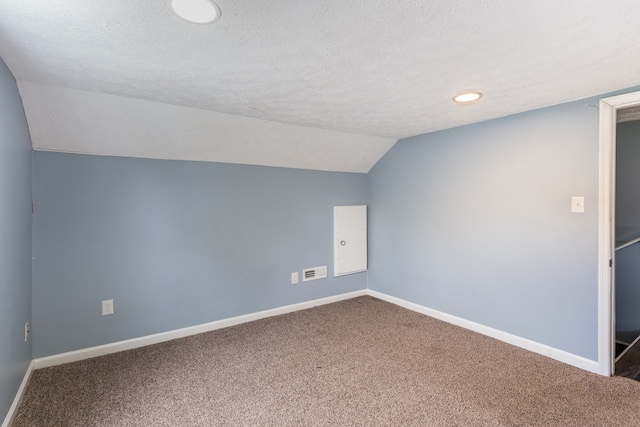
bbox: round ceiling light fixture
[453,91,483,104]
[170,0,221,24]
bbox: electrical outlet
[291,272,299,284]
[102,299,114,316]
[24,322,30,342]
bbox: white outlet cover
[102,299,114,316]
[291,272,299,284]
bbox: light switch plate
[571,196,585,213]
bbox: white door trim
[598,90,640,376]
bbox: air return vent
[302,265,327,282]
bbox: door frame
[598,90,640,376]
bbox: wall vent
[302,265,327,282]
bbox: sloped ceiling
[1,1,640,172]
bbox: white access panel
[334,205,367,277]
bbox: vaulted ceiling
[1,1,640,172]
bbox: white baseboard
[27,287,599,376]
[367,290,600,374]
[2,360,34,427]
[33,290,367,369]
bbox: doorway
[598,90,640,376]
[612,108,640,379]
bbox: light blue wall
[367,99,600,360]
[0,58,32,418]
[32,152,366,357]
[615,120,640,336]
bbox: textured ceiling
[2,1,640,172]
[19,82,395,173]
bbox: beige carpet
[12,296,640,426]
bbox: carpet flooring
[12,296,640,426]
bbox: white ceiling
[19,82,394,173]
[1,1,640,172]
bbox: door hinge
[610,259,613,268]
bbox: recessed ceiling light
[453,91,483,104]
[170,0,221,24]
